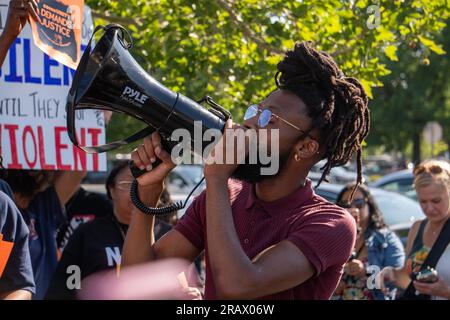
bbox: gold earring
[294,154,300,162]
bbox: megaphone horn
[66,24,231,155]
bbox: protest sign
[29,0,83,70]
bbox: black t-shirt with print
[57,187,113,250]
[46,215,126,299]
[46,215,172,300]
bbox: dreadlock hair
[275,42,370,196]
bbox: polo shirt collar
[245,179,314,215]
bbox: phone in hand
[413,268,439,284]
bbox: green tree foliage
[85,0,449,150]
[368,20,449,163]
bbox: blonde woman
[379,160,450,300]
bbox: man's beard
[231,150,290,184]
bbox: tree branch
[215,0,284,55]
[91,10,143,27]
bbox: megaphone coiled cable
[130,176,205,216]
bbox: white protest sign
[0,2,106,171]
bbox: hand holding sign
[28,0,83,69]
[2,0,38,40]
[0,0,38,67]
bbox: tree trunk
[413,132,421,165]
[446,139,450,159]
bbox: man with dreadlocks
[122,42,370,299]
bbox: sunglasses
[244,104,312,138]
[413,164,444,175]
[338,198,367,209]
[115,181,133,191]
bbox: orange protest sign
[29,0,84,69]
[0,235,14,278]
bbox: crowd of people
[1,0,449,301]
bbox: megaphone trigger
[128,158,162,179]
[128,132,173,179]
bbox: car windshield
[377,177,416,200]
[372,191,424,226]
[175,165,204,184]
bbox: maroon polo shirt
[174,178,356,300]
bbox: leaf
[418,36,446,55]
[266,55,281,65]
[375,28,396,43]
[281,39,295,49]
[360,79,374,99]
[355,0,368,9]
[384,45,398,61]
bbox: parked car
[363,154,400,180]
[166,164,205,195]
[308,160,368,184]
[370,169,415,200]
[166,164,205,218]
[314,183,424,245]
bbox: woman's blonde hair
[413,160,450,190]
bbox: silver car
[370,169,415,200]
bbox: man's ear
[294,137,320,160]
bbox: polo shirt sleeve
[174,191,206,251]
[0,192,36,295]
[287,207,356,276]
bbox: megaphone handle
[129,158,162,179]
[128,134,174,178]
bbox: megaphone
[66,24,231,214]
[66,24,231,155]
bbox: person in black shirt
[57,187,114,251]
[45,161,172,299]
[56,111,116,251]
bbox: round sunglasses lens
[338,202,351,209]
[244,105,258,120]
[258,109,272,127]
[352,199,365,208]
